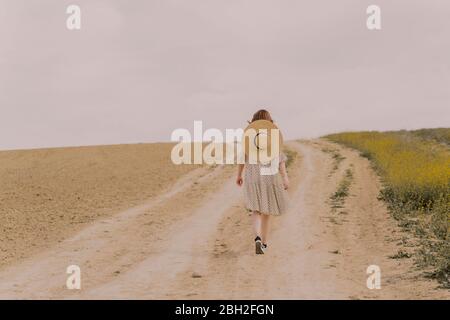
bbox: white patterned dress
[243,153,289,216]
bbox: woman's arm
[236,164,244,186]
[279,160,289,190]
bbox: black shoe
[255,236,264,254]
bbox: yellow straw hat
[243,120,283,164]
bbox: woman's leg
[260,214,270,244]
[251,211,262,238]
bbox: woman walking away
[236,109,289,254]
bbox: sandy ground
[0,140,448,299]
[0,143,199,267]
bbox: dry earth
[0,140,448,299]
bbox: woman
[236,109,290,254]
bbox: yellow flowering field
[326,131,449,207]
[325,129,449,286]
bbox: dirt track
[0,140,447,299]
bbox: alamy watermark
[64,4,380,31]
[367,5,381,30]
[66,264,81,290]
[66,5,81,30]
[170,121,281,175]
[366,265,381,289]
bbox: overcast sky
[0,0,449,150]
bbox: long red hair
[249,109,273,123]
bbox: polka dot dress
[243,153,289,216]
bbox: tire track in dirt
[316,140,449,299]
[175,141,347,299]
[0,165,237,299]
[0,140,447,299]
[82,174,241,299]
[166,140,449,299]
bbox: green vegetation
[409,128,450,146]
[389,250,412,260]
[325,129,450,288]
[321,147,346,175]
[284,147,297,169]
[330,168,353,210]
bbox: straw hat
[243,120,283,164]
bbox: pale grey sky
[1,0,449,150]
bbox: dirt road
[0,140,447,299]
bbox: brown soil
[0,140,448,299]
